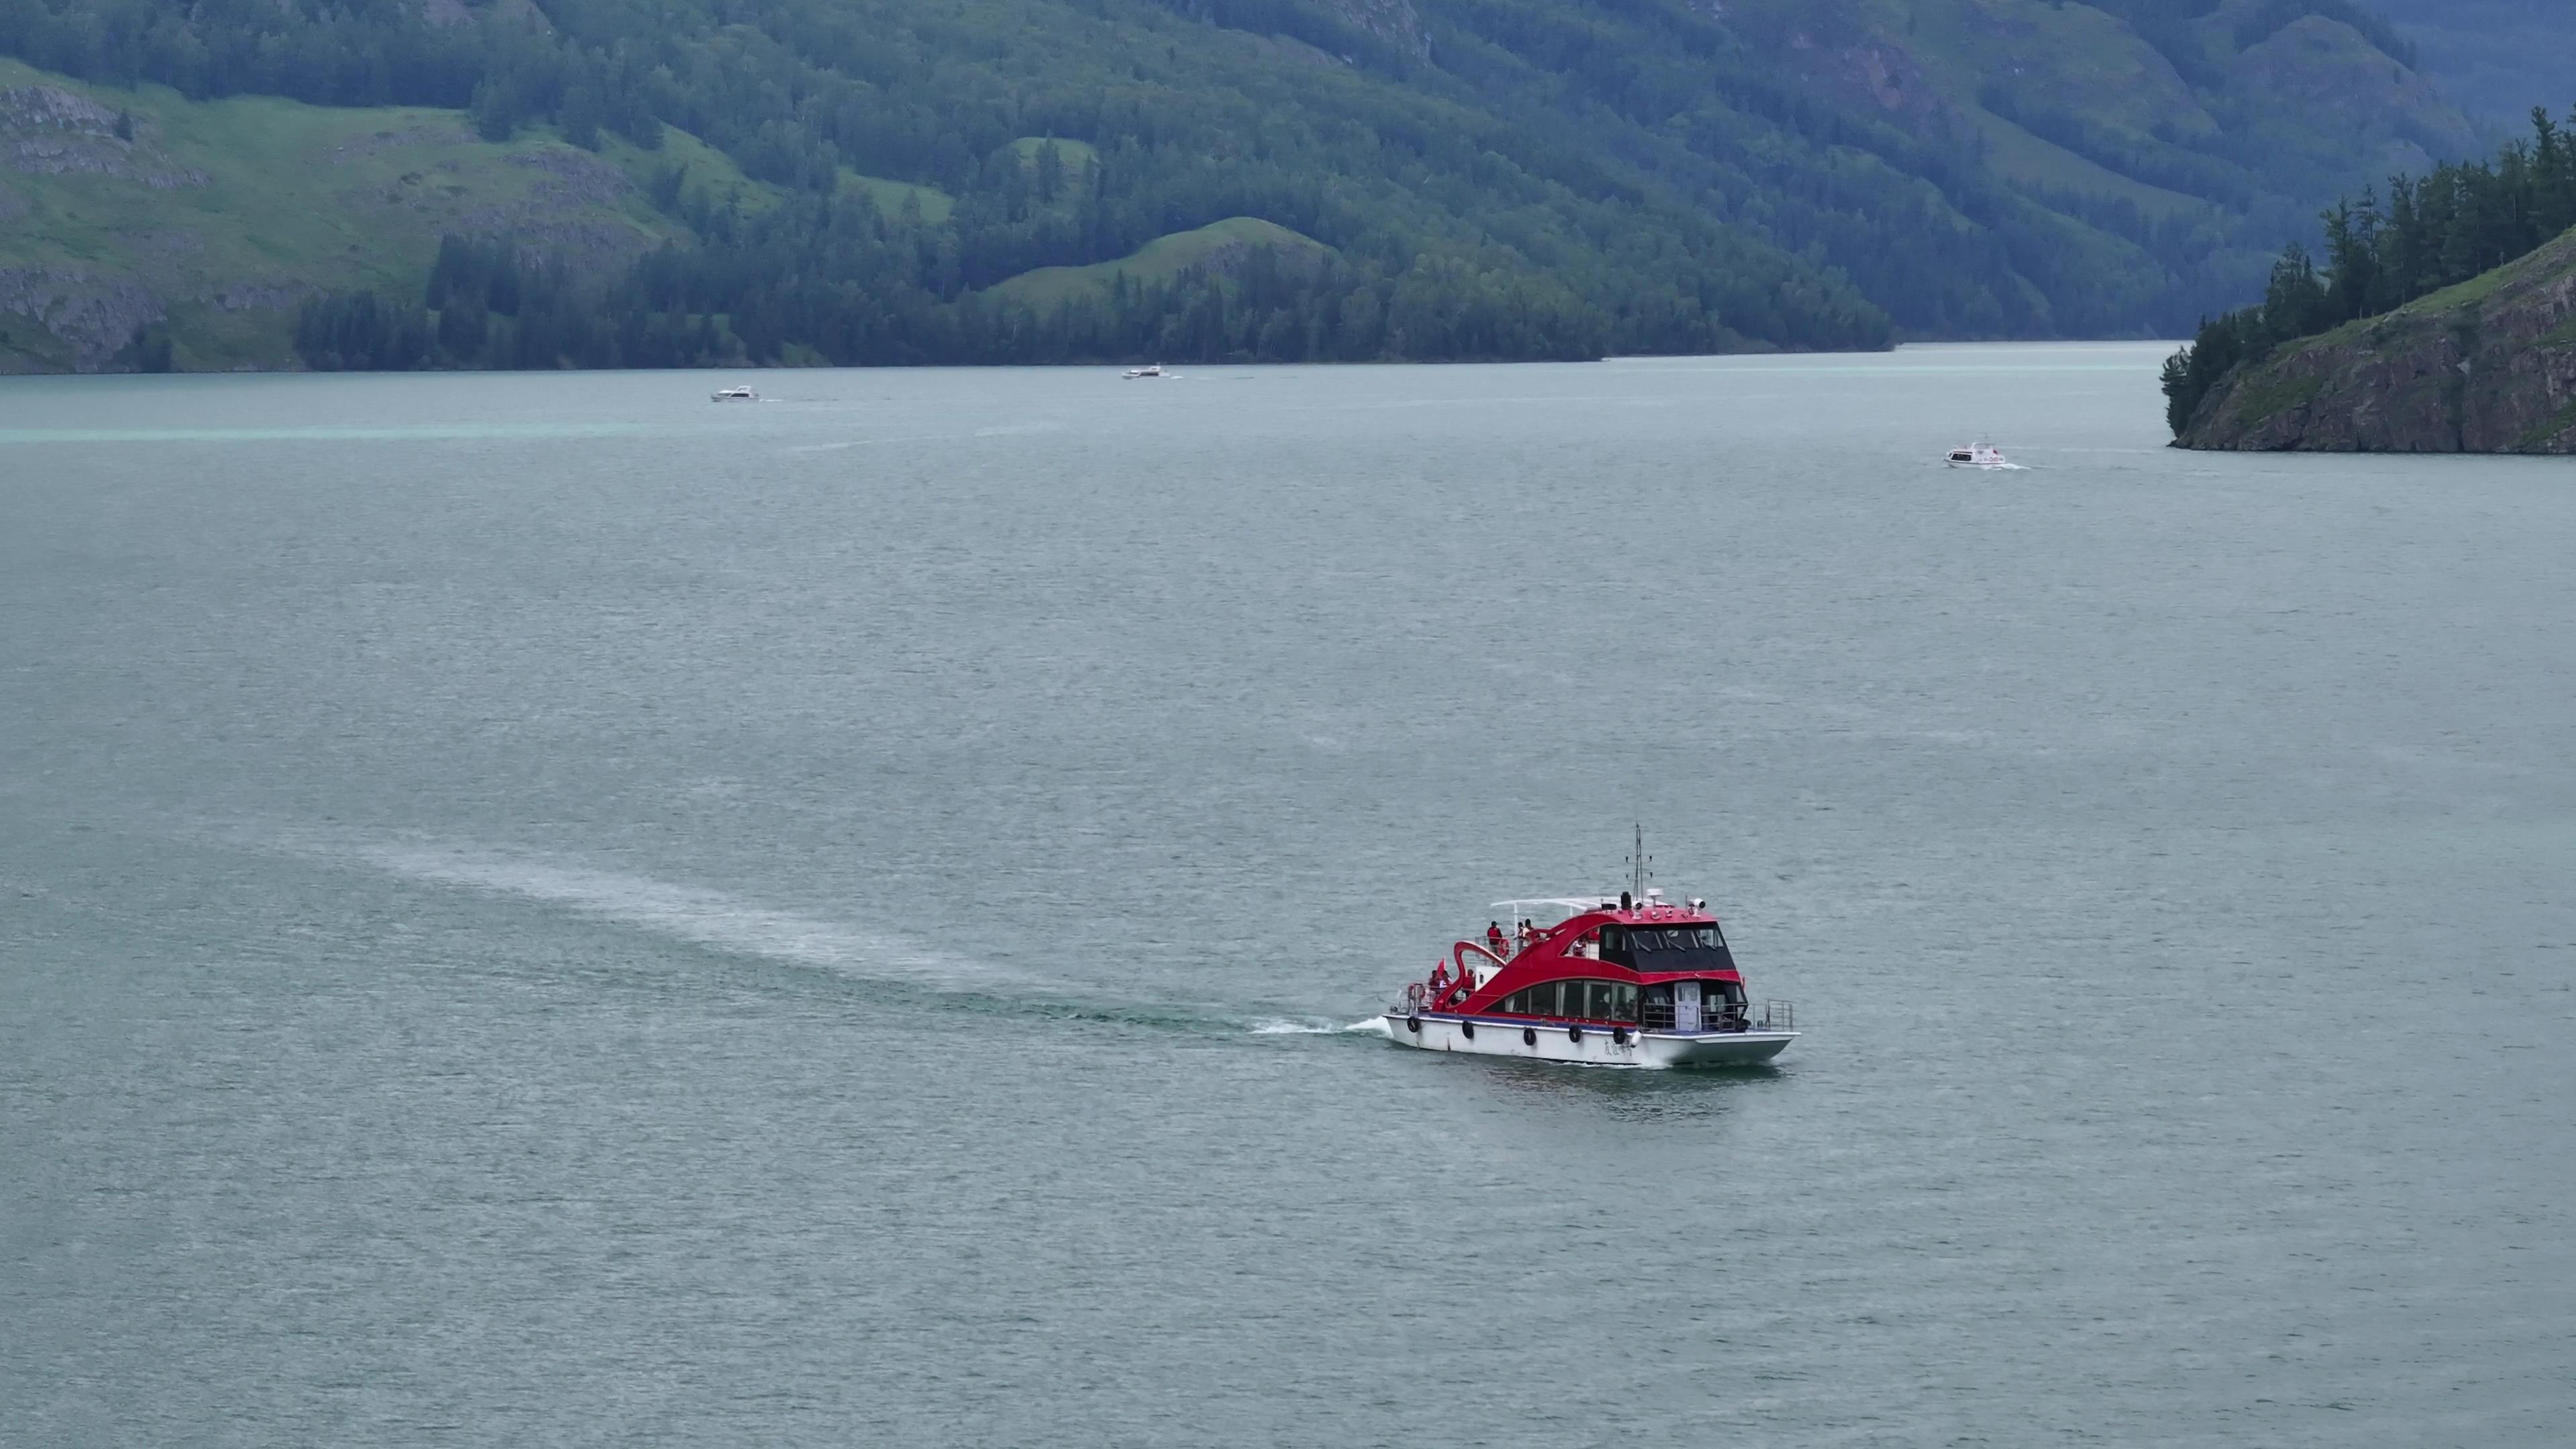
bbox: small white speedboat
[712,385,759,401]
[1122,364,1166,380]
[1944,442,2019,469]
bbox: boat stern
[1638,1029,1798,1067]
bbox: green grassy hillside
[839,170,953,225]
[985,217,1328,308]
[0,56,770,369]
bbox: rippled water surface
[4,348,2571,1445]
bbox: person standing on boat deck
[1487,921,1507,955]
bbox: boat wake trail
[1248,1018,1391,1037]
[244,827,1393,1042]
[297,834,1049,992]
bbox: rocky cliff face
[0,84,186,368]
[1319,0,1428,62]
[2177,229,2576,453]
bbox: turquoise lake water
[3,346,2571,1444]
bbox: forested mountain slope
[2161,106,2576,451]
[0,0,2483,370]
[0,54,749,369]
[2172,229,2576,453]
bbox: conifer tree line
[291,169,1824,372]
[2161,106,2576,435]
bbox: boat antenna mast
[1626,823,1652,904]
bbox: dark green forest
[2,0,1910,363]
[0,0,2471,368]
[2161,107,2576,434]
[293,213,1663,370]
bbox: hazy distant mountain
[2378,1,2576,123]
[0,0,2490,370]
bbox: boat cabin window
[1638,979,1746,1030]
[1499,979,1635,1021]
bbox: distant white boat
[1944,442,2021,470]
[1122,364,1167,380]
[712,385,759,401]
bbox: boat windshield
[1617,925,1737,974]
[1489,898,1602,932]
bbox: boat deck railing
[1634,1000,1797,1033]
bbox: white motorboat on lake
[712,385,759,400]
[1944,442,2021,469]
[1122,364,1167,379]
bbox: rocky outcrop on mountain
[1781,32,1954,131]
[0,83,206,187]
[1320,0,1428,62]
[2176,229,2576,453]
[0,266,162,370]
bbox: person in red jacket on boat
[1486,920,1507,957]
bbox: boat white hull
[1380,1013,1795,1068]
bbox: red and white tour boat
[1383,839,1798,1068]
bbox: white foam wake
[1247,1018,1391,1037]
[317,836,1042,989]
